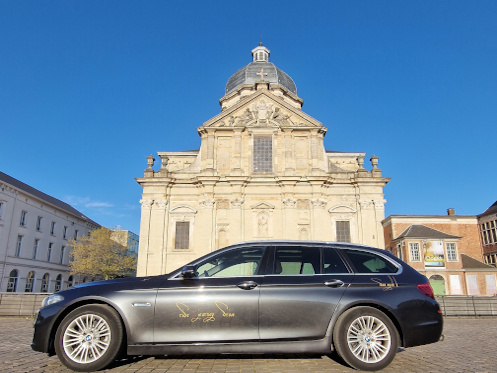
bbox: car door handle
[237,281,259,290]
[324,280,344,288]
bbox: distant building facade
[136,44,390,276]
[478,201,497,266]
[0,172,99,293]
[111,229,139,276]
[383,209,497,296]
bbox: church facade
[136,44,390,275]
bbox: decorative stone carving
[140,199,154,209]
[154,200,168,209]
[373,199,386,209]
[235,108,255,126]
[199,199,215,208]
[297,199,310,210]
[311,199,327,208]
[282,198,297,208]
[216,199,230,209]
[230,198,244,208]
[359,200,372,209]
[146,155,155,170]
[257,212,269,237]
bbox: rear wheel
[54,304,123,372]
[333,306,399,371]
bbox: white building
[136,44,390,275]
[0,171,99,292]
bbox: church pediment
[170,205,197,214]
[329,205,357,213]
[251,202,275,209]
[203,91,322,130]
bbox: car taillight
[417,283,435,299]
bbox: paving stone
[2,317,496,372]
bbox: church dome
[225,44,297,96]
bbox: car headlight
[41,294,65,308]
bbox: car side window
[273,247,320,275]
[323,248,349,273]
[196,247,265,278]
[343,249,398,274]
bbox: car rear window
[343,249,398,274]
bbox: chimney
[447,208,455,216]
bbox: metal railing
[436,296,497,317]
[1,293,497,318]
[0,293,48,316]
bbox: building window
[409,243,421,262]
[50,221,56,236]
[7,270,19,292]
[481,220,497,246]
[446,243,458,261]
[336,221,351,242]
[33,239,39,259]
[15,235,23,257]
[60,246,65,264]
[41,273,50,292]
[74,229,79,240]
[63,226,68,239]
[47,243,53,261]
[36,216,42,231]
[19,211,27,226]
[67,275,74,288]
[175,221,190,250]
[253,135,273,173]
[25,271,35,292]
[55,274,62,292]
[0,201,3,218]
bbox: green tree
[69,227,137,280]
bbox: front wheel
[54,304,124,372]
[333,307,399,371]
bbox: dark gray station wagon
[32,241,443,371]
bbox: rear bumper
[401,300,444,348]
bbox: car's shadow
[105,348,406,371]
[105,352,347,370]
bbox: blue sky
[1,1,496,235]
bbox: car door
[258,245,354,340]
[153,245,267,343]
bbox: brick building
[478,201,497,266]
[382,209,497,296]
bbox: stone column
[136,199,153,276]
[147,200,168,276]
[231,128,243,175]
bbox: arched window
[55,274,62,292]
[25,271,35,292]
[41,273,50,293]
[67,275,74,288]
[7,270,19,292]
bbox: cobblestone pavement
[2,317,495,372]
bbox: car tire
[54,304,124,372]
[333,306,399,371]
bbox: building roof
[225,44,297,96]
[461,254,494,269]
[0,171,99,226]
[395,224,461,240]
[478,200,497,218]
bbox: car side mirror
[181,265,197,279]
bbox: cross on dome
[256,68,268,81]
